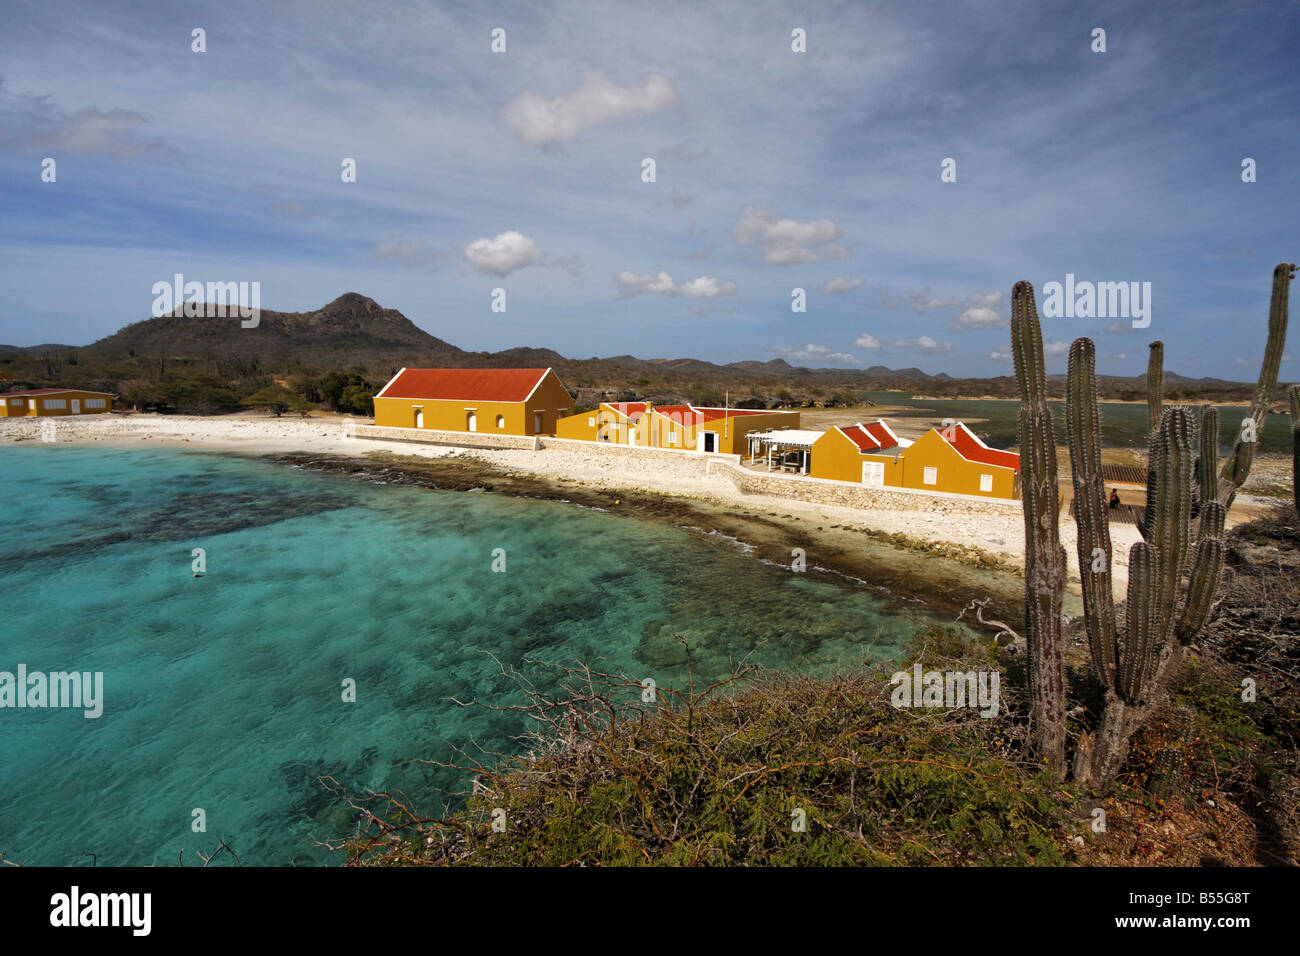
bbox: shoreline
[5,411,1284,619]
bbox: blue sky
[1,0,1297,379]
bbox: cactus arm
[1218,263,1295,504]
[1176,501,1226,641]
[1117,542,1159,705]
[1147,341,1164,438]
[1148,408,1194,641]
[1197,404,1219,515]
[1066,338,1117,685]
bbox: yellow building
[556,401,799,454]
[0,388,116,417]
[810,420,910,483]
[811,420,1020,499]
[372,367,574,435]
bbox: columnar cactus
[1019,264,1293,785]
[1065,339,1115,686]
[1010,280,1068,773]
[1197,404,1219,514]
[1146,341,1164,437]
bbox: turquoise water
[0,446,947,865]
[861,391,1291,453]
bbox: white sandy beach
[2,411,1277,598]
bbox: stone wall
[353,424,743,466]
[353,424,539,450]
[706,459,1024,516]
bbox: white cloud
[679,276,736,297]
[951,305,1002,330]
[1104,321,1133,334]
[616,271,735,298]
[824,276,865,294]
[465,230,542,276]
[501,71,679,147]
[778,344,858,365]
[910,335,953,354]
[908,288,1000,314]
[990,349,1012,362]
[858,332,952,353]
[0,81,170,159]
[1044,340,1070,357]
[733,206,845,265]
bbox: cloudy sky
[1,0,1297,378]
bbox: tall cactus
[1147,341,1164,437]
[1066,339,1116,686]
[1010,280,1068,773]
[1197,404,1219,514]
[1023,264,1292,785]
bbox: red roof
[837,424,881,452]
[2,387,116,397]
[607,403,786,425]
[833,420,900,453]
[378,368,552,402]
[942,423,1020,470]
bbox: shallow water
[0,446,958,865]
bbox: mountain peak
[318,292,381,315]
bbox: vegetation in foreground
[323,504,1297,866]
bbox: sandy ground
[2,411,1282,600]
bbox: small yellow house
[556,402,799,454]
[372,367,574,436]
[811,420,910,484]
[0,388,116,417]
[812,420,1019,499]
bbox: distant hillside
[1,292,1279,410]
[86,293,465,364]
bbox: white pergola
[748,429,825,474]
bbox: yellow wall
[892,429,1017,498]
[556,404,800,453]
[811,426,1016,497]
[373,370,574,436]
[1,392,115,417]
[810,429,904,483]
[556,408,600,440]
[642,408,800,453]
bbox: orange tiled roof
[943,423,1020,470]
[379,368,551,402]
[2,387,117,397]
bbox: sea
[0,445,957,865]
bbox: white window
[923,466,937,486]
[979,473,993,492]
[587,416,596,427]
[85,399,106,409]
[43,399,67,410]
[495,414,505,428]
[667,432,678,444]
[8,399,22,406]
